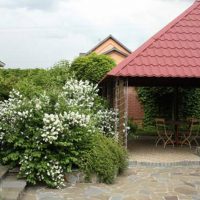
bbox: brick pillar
[114,78,126,146]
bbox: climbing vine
[138,87,200,126]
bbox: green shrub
[79,133,128,184]
[0,60,72,100]
[127,119,138,139]
[0,79,120,188]
[71,53,116,83]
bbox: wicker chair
[155,118,174,148]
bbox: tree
[70,53,116,83]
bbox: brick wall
[128,87,144,126]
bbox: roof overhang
[102,47,129,57]
[101,75,200,88]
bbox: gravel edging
[128,160,200,168]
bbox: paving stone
[0,166,9,181]
[183,181,195,188]
[37,192,64,200]
[192,196,200,200]
[1,180,26,189]
[84,186,108,197]
[65,171,86,186]
[194,181,200,185]
[189,173,200,176]
[164,196,178,200]
[1,189,23,200]
[1,175,26,200]
[174,186,197,195]
[109,194,124,200]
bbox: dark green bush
[78,133,128,184]
[0,60,72,100]
[127,119,138,138]
[71,53,116,83]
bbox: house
[82,35,131,64]
[0,60,5,68]
[83,35,144,125]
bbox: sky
[0,0,195,68]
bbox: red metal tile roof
[106,1,200,79]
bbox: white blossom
[41,114,64,143]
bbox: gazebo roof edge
[99,1,200,84]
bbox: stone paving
[21,166,200,200]
[128,137,200,163]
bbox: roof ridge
[102,47,129,57]
[86,34,131,55]
[107,1,200,77]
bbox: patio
[128,136,200,163]
[21,165,200,200]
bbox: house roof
[102,47,129,57]
[0,60,5,67]
[86,34,132,55]
[104,0,200,80]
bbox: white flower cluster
[41,114,64,143]
[0,90,24,122]
[41,111,91,143]
[96,109,118,137]
[15,110,32,120]
[20,155,65,188]
[62,111,90,128]
[19,154,33,177]
[45,160,65,188]
[0,127,5,141]
[60,79,98,109]
[33,93,50,111]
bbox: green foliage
[138,87,200,126]
[0,80,120,188]
[0,60,72,100]
[127,119,138,138]
[71,53,116,83]
[78,133,128,184]
[181,88,200,118]
[138,87,158,126]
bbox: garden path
[22,166,200,200]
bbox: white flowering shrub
[0,79,120,188]
[41,114,64,143]
[58,79,98,110]
[96,109,118,137]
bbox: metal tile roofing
[106,1,200,79]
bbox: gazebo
[100,0,200,147]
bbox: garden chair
[155,118,174,148]
[181,118,200,149]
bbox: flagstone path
[21,166,200,200]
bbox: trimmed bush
[79,133,128,184]
[71,53,116,83]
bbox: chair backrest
[189,118,200,137]
[155,118,166,135]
